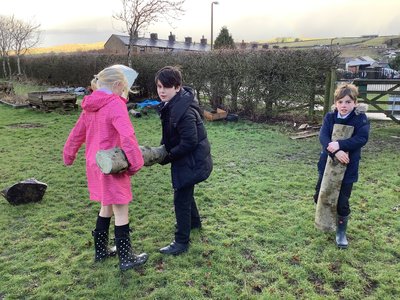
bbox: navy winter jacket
[317,106,370,184]
[158,87,213,189]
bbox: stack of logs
[28,91,77,112]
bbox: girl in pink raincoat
[63,65,148,271]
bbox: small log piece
[96,148,129,174]
[1,178,47,205]
[315,124,354,232]
[96,145,168,174]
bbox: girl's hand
[327,141,340,153]
[335,150,350,164]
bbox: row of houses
[104,33,272,53]
[104,33,210,54]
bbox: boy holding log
[314,83,369,248]
[156,66,213,255]
[63,65,148,271]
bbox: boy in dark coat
[314,83,370,248]
[155,66,213,255]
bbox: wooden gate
[353,79,400,124]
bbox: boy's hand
[335,150,350,164]
[327,141,340,153]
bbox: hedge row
[2,49,337,120]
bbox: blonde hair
[91,66,129,98]
[334,83,358,102]
[90,78,98,92]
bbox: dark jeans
[314,176,353,217]
[174,185,201,244]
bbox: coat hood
[173,87,201,122]
[107,65,138,88]
[81,90,127,112]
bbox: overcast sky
[2,0,400,47]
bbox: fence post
[308,84,316,120]
[323,70,331,116]
[323,68,336,116]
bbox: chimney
[185,37,192,44]
[200,35,207,45]
[168,32,175,42]
[150,33,158,40]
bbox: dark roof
[111,34,210,52]
[346,56,377,67]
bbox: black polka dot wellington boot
[115,226,148,271]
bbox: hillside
[27,41,105,55]
[265,35,400,59]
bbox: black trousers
[174,185,201,244]
[314,176,353,217]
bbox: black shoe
[159,241,188,255]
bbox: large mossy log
[96,145,167,174]
[315,124,354,232]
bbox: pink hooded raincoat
[63,90,144,205]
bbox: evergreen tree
[389,55,400,71]
[214,26,235,49]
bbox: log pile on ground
[290,123,321,139]
[27,91,77,112]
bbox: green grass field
[0,101,399,299]
[266,35,400,60]
[267,35,398,49]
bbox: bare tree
[0,15,13,79]
[113,0,185,66]
[10,17,40,76]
